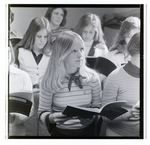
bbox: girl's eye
[80,48,84,52]
[37,35,42,38]
[72,50,77,53]
[54,12,58,15]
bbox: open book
[9,91,32,116]
[86,56,117,76]
[62,101,127,120]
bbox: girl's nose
[40,37,44,42]
[86,32,89,38]
[58,14,61,19]
[77,50,82,57]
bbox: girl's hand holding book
[131,101,140,119]
[49,112,72,125]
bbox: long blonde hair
[41,31,100,93]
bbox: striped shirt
[51,27,70,42]
[102,61,140,136]
[38,75,102,130]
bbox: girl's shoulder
[18,48,31,56]
[19,47,29,52]
[94,43,108,50]
[56,26,71,32]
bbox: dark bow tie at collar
[68,75,86,91]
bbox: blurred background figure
[105,16,140,67]
[102,32,140,137]
[8,42,33,136]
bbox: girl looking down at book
[8,43,33,136]
[14,16,52,90]
[102,32,141,137]
[105,16,140,67]
[14,17,52,115]
[38,31,102,136]
[74,13,108,57]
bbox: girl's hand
[49,112,72,125]
[9,113,29,124]
[33,88,39,93]
[131,101,140,119]
[79,116,94,125]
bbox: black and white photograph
[3,1,148,143]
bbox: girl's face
[64,39,84,73]
[82,24,96,42]
[50,8,64,27]
[125,28,140,44]
[33,28,48,50]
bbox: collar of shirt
[31,50,43,65]
[123,61,140,78]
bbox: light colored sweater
[102,61,140,137]
[18,48,50,85]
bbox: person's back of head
[109,16,140,54]
[126,32,140,56]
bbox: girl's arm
[90,76,102,108]
[102,73,118,106]
[38,86,71,126]
[38,86,53,125]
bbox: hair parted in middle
[45,7,67,27]
[14,16,52,65]
[74,13,106,45]
[41,31,100,93]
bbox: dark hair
[45,7,67,26]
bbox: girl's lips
[76,59,82,62]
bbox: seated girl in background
[105,16,140,67]
[8,42,33,136]
[14,16,52,91]
[38,31,102,137]
[14,16,52,114]
[102,32,141,137]
[74,13,108,57]
[45,7,70,42]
